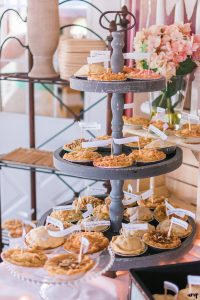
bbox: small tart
[126,137,153,148]
[105,195,137,208]
[143,231,181,249]
[154,204,188,223]
[63,231,109,254]
[74,63,105,77]
[9,224,35,238]
[127,69,161,80]
[46,222,72,231]
[178,287,200,300]
[3,248,47,267]
[96,135,112,141]
[73,196,103,210]
[129,149,166,163]
[78,216,109,232]
[44,253,95,276]
[143,120,175,131]
[156,219,192,238]
[25,226,65,250]
[144,139,175,150]
[124,206,154,222]
[92,204,110,220]
[63,150,101,163]
[93,154,134,168]
[153,295,175,300]
[63,139,96,152]
[2,219,23,231]
[181,123,200,130]
[176,127,200,138]
[123,115,149,126]
[50,210,82,223]
[120,221,155,238]
[110,235,146,256]
[88,72,126,81]
[137,195,166,210]
[123,66,139,74]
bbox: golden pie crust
[137,195,166,210]
[127,69,162,80]
[74,63,105,77]
[92,204,110,220]
[110,235,146,255]
[105,195,137,208]
[63,231,109,254]
[123,115,149,126]
[123,66,138,74]
[126,137,153,148]
[25,226,65,250]
[78,216,109,232]
[3,248,47,267]
[154,204,188,223]
[176,127,200,138]
[88,72,126,81]
[63,139,97,152]
[50,210,82,223]
[73,196,103,210]
[124,206,153,222]
[63,150,102,162]
[129,149,166,162]
[2,219,23,231]
[178,287,200,300]
[143,231,181,249]
[153,295,175,300]
[3,219,35,238]
[143,120,174,131]
[120,222,155,238]
[93,154,134,168]
[156,219,192,238]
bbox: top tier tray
[70,76,166,93]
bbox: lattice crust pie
[123,115,149,126]
[25,226,65,250]
[88,72,126,81]
[44,253,95,276]
[110,235,147,256]
[63,231,109,254]
[156,219,192,239]
[63,150,102,163]
[124,206,153,222]
[3,248,47,267]
[73,196,103,210]
[143,231,181,249]
[137,195,166,210]
[127,69,162,80]
[74,63,105,77]
[92,204,110,220]
[143,120,175,131]
[63,139,97,152]
[126,137,153,148]
[50,209,82,223]
[78,216,109,232]
[120,222,155,238]
[93,154,134,168]
[129,149,166,163]
[154,204,188,223]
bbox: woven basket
[58,37,106,80]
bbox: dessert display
[63,138,97,152]
[124,206,154,222]
[63,150,102,163]
[129,149,166,163]
[143,231,181,250]
[92,204,110,220]
[143,120,174,131]
[63,231,109,254]
[74,63,105,77]
[154,204,188,223]
[44,253,95,276]
[137,194,166,210]
[125,136,153,148]
[157,219,192,239]
[123,115,149,128]
[88,72,126,81]
[78,216,109,232]
[73,195,103,210]
[110,235,147,256]
[2,248,47,267]
[50,209,82,223]
[25,226,65,250]
[93,154,134,168]
[120,222,155,238]
[127,69,162,80]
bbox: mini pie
[9,224,35,238]
[74,63,105,77]
[50,209,82,223]
[25,226,65,250]
[73,196,103,210]
[88,72,126,81]
[63,139,97,152]
[110,235,147,256]
[63,150,102,162]
[181,123,200,130]
[46,222,72,231]
[3,219,35,238]
[153,295,175,300]
[78,216,109,232]
[105,195,137,208]
[124,206,153,222]
[143,231,181,249]
[93,154,134,168]
[92,204,110,220]
[178,287,200,300]
[120,222,155,238]
[143,120,175,131]
[63,231,109,254]
[144,139,175,150]
[176,127,200,138]
[2,219,23,231]
[44,253,95,276]
[123,115,149,126]
[154,204,188,223]
[127,69,162,80]
[137,195,166,210]
[3,248,47,267]
[123,66,139,74]
[129,149,166,163]
[156,219,192,239]
[126,137,153,148]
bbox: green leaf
[176,57,197,75]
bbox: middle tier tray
[54,147,183,180]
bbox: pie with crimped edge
[74,63,105,77]
[2,248,47,267]
[92,204,110,220]
[63,150,102,163]
[93,154,134,168]
[105,195,137,208]
[154,204,188,223]
[123,115,149,126]
[50,209,82,223]
[143,120,174,131]
[129,149,166,163]
[125,137,153,148]
[156,219,192,239]
[120,221,155,238]
[73,195,103,210]
[110,235,147,256]
[176,127,200,138]
[63,138,97,152]
[44,253,95,276]
[137,195,166,210]
[78,216,109,232]
[143,230,181,249]
[124,206,154,222]
[88,72,126,81]
[63,231,109,254]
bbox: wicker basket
[58,37,106,80]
